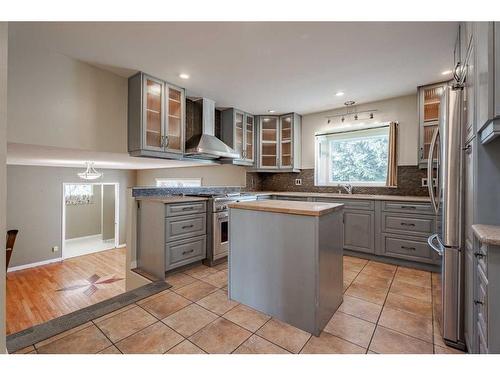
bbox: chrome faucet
[340,183,353,194]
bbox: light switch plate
[295,178,302,186]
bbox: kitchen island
[227,199,344,336]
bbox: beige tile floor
[14,256,467,354]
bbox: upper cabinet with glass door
[220,108,255,165]
[418,82,446,168]
[256,113,301,171]
[128,72,185,159]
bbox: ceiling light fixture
[78,162,102,180]
[268,110,276,113]
[441,70,453,75]
[335,91,345,97]
[179,73,190,79]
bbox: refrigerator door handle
[427,127,440,214]
[428,233,444,257]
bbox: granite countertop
[228,200,344,217]
[135,196,209,204]
[472,224,500,246]
[247,191,431,202]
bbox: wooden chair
[6,229,18,271]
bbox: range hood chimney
[184,98,239,159]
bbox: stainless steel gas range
[191,192,257,266]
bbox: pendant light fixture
[77,162,102,180]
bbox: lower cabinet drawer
[166,213,206,242]
[382,201,434,215]
[166,201,206,217]
[166,235,206,269]
[381,234,435,263]
[381,212,435,236]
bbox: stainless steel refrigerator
[427,84,465,350]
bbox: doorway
[62,182,119,259]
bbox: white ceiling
[10,22,458,115]
[7,143,207,170]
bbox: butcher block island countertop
[227,200,343,216]
[228,198,344,336]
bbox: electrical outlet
[52,246,59,253]
[295,178,302,186]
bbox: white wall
[7,28,128,153]
[301,94,418,169]
[137,164,247,187]
[0,22,7,354]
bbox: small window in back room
[315,123,397,187]
[64,184,94,205]
[155,178,203,187]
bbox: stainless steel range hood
[184,98,240,159]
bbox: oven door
[213,211,229,259]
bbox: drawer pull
[474,300,484,305]
[474,252,484,259]
[401,246,416,251]
[182,207,195,211]
[400,222,416,227]
[400,205,416,209]
[182,224,194,229]
[182,249,195,255]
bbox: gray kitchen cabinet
[220,108,255,165]
[256,113,301,172]
[128,72,185,159]
[469,234,500,353]
[343,210,376,254]
[418,82,448,168]
[476,22,500,143]
[136,199,207,279]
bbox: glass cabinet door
[260,116,279,168]
[280,115,293,168]
[144,77,164,150]
[166,85,184,153]
[234,111,244,159]
[420,84,444,165]
[245,114,254,162]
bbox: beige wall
[7,166,136,268]
[7,29,128,153]
[102,185,115,241]
[0,22,7,353]
[137,164,247,187]
[301,94,419,169]
[65,184,102,240]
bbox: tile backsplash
[246,166,429,196]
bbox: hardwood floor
[6,247,126,335]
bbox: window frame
[314,124,391,187]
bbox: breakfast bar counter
[227,200,344,336]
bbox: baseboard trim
[117,243,126,249]
[65,234,102,242]
[7,257,63,273]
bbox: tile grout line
[364,263,398,353]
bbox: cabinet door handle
[164,135,169,148]
[400,222,416,227]
[182,249,195,255]
[474,252,484,259]
[401,205,416,210]
[182,207,194,211]
[182,224,194,229]
[401,246,416,251]
[474,300,484,305]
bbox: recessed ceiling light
[441,70,453,75]
[268,110,276,113]
[335,91,345,96]
[179,73,190,79]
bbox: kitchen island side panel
[228,208,342,335]
[317,211,344,331]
